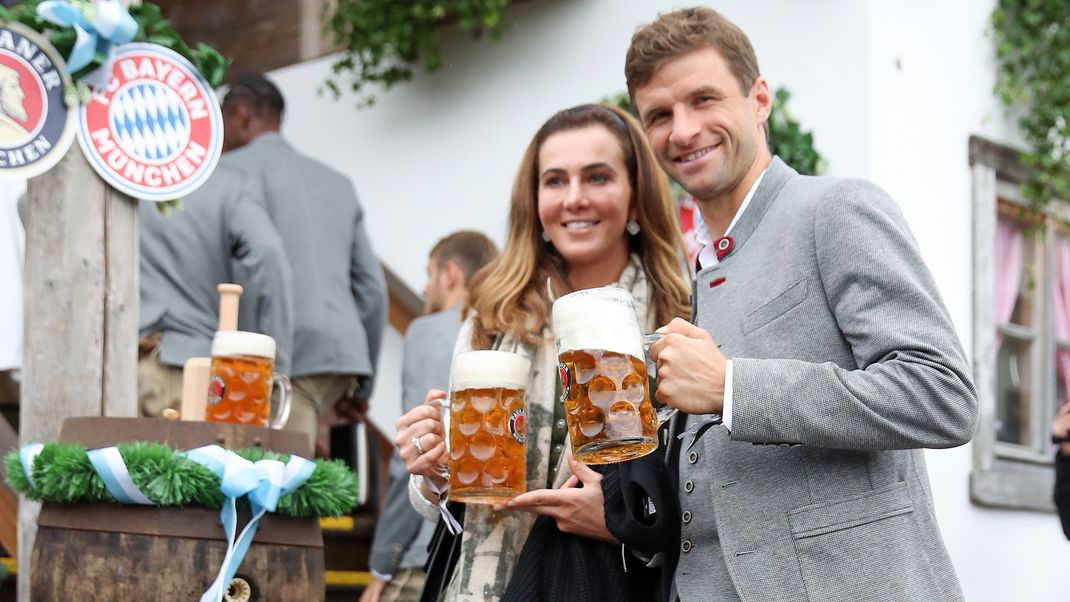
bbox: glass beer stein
[446,350,531,504]
[552,286,672,464]
[204,331,292,429]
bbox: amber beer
[205,331,291,428]
[447,350,530,504]
[553,287,658,464]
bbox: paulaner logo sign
[78,43,222,201]
[0,23,76,178]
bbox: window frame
[969,135,1065,511]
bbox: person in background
[396,104,691,601]
[1053,402,1070,540]
[138,164,294,417]
[362,230,498,602]
[220,72,388,453]
[628,8,978,601]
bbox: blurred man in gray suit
[631,8,978,602]
[220,73,387,453]
[362,231,497,602]
[139,164,294,417]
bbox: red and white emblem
[78,43,222,201]
[0,23,76,178]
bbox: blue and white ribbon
[18,443,44,489]
[184,445,315,602]
[37,0,137,88]
[86,446,156,505]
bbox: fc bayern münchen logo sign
[78,43,222,201]
[0,23,76,178]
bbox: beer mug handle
[269,373,292,429]
[642,333,678,427]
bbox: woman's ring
[411,435,425,455]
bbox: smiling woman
[395,103,691,601]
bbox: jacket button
[684,480,694,493]
[688,451,698,464]
[681,540,692,553]
[682,511,692,524]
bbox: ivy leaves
[993,0,1070,213]
[325,0,513,107]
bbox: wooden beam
[384,264,423,334]
[19,146,139,600]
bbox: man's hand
[648,317,726,415]
[358,575,387,602]
[494,453,617,543]
[1053,402,1070,456]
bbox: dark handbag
[419,501,466,602]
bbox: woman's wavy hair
[467,104,691,349]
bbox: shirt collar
[695,168,768,269]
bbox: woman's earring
[626,220,641,236]
[541,231,551,242]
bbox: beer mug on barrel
[552,286,674,464]
[204,331,292,428]
[446,350,531,504]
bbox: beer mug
[552,286,673,464]
[204,331,292,429]
[446,350,531,504]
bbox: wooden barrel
[30,417,325,601]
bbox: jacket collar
[702,156,796,271]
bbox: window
[970,136,1067,511]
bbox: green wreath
[6,442,359,518]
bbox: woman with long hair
[396,103,691,601]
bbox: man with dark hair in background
[220,72,387,454]
[362,230,498,602]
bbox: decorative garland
[0,0,229,95]
[6,441,358,518]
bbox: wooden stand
[30,417,325,601]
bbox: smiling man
[629,8,978,602]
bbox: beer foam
[211,330,276,360]
[552,286,645,360]
[451,350,530,390]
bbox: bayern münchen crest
[77,43,222,201]
[0,23,76,178]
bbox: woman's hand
[396,388,449,491]
[494,453,617,543]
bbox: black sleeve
[601,447,680,556]
[1056,453,1070,541]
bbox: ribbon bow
[37,0,137,88]
[183,445,315,602]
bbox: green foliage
[325,0,513,106]
[992,0,1070,213]
[768,88,823,176]
[0,0,229,88]
[7,442,359,517]
[602,86,823,176]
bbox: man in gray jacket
[632,8,978,602]
[362,231,497,602]
[139,163,294,416]
[220,72,387,452]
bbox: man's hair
[430,231,498,284]
[223,72,285,120]
[625,7,760,99]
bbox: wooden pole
[18,144,138,600]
